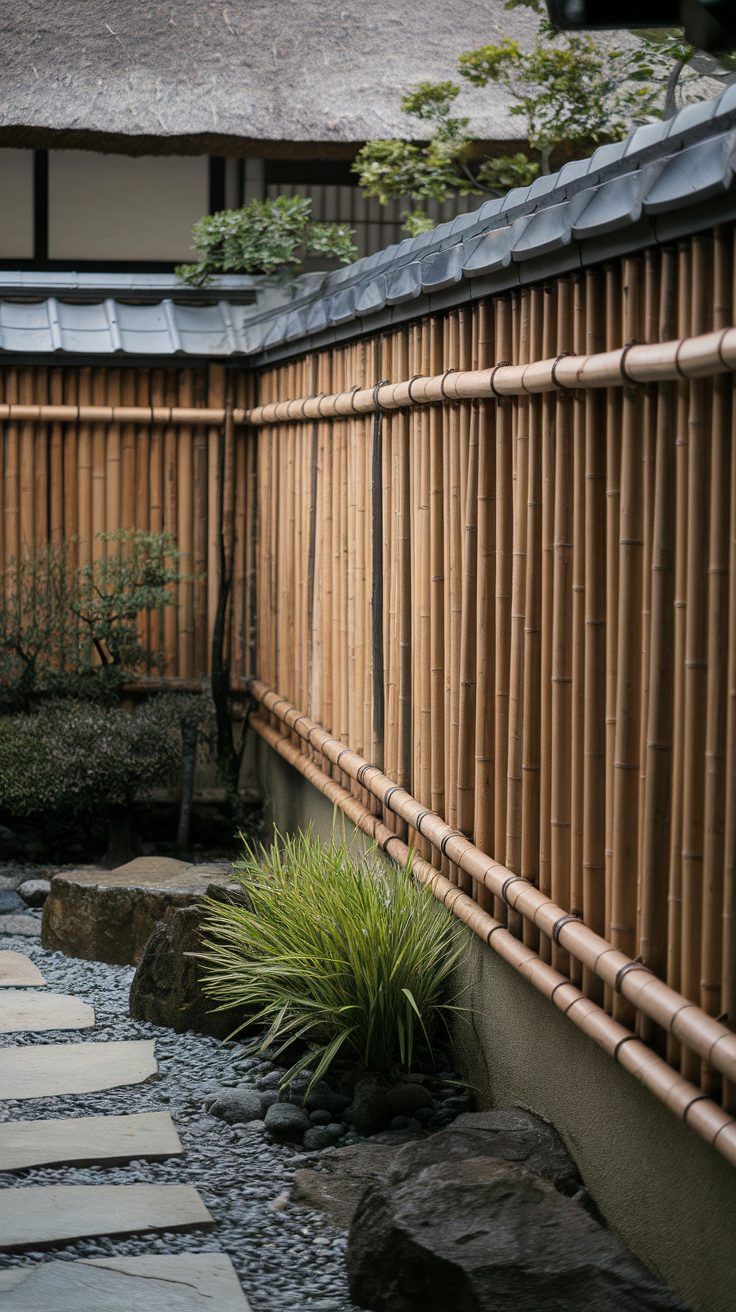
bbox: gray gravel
[0,927,358,1312]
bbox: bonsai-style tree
[353,1,733,232]
[176,195,357,286]
[0,529,183,709]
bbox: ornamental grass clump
[198,828,463,1088]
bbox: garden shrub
[198,827,464,1088]
[0,693,210,820]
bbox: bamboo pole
[538,287,556,959]
[474,300,495,913]
[494,297,514,921]
[681,238,712,1083]
[429,317,445,859]
[570,276,586,983]
[611,257,644,1025]
[582,270,607,1002]
[506,289,530,916]
[521,285,543,948]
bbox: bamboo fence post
[429,317,446,859]
[700,232,731,1095]
[680,236,712,1083]
[666,244,692,1063]
[494,296,514,922]
[456,346,479,894]
[445,311,462,880]
[570,276,586,982]
[506,288,530,924]
[550,279,575,974]
[474,300,495,912]
[538,288,556,961]
[49,367,64,545]
[417,321,433,860]
[583,270,607,1001]
[176,371,195,678]
[521,286,544,948]
[611,257,644,1025]
[639,250,677,1031]
[604,265,623,1005]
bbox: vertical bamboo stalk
[700,232,731,1092]
[521,286,543,947]
[550,280,574,974]
[680,238,712,1083]
[583,270,607,1001]
[506,289,530,917]
[611,258,645,1025]
[474,300,495,911]
[569,277,586,983]
[639,250,677,1022]
[429,318,446,857]
[538,287,556,959]
[494,297,514,920]
[604,266,623,1004]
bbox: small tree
[353,3,729,231]
[176,195,357,286]
[0,530,184,710]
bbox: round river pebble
[0,926,358,1312]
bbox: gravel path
[0,924,358,1312]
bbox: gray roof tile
[385,261,423,304]
[462,224,519,276]
[420,244,464,291]
[643,132,735,214]
[355,276,387,316]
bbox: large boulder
[347,1154,691,1312]
[42,857,237,965]
[291,1140,411,1227]
[129,884,249,1038]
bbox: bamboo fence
[4,225,736,1155]
[0,363,258,678]
[245,227,736,1133]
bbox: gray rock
[304,1126,340,1152]
[207,1088,265,1124]
[264,1103,311,1143]
[18,878,52,907]
[310,1109,332,1126]
[385,1082,435,1117]
[347,1157,691,1311]
[0,913,41,937]
[257,1070,282,1089]
[0,889,24,913]
[304,1081,352,1118]
[390,1116,422,1134]
[345,1077,393,1136]
[291,1141,405,1227]
[129,886,250,1039]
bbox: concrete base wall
[258,744,736,1312]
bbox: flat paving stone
[0,990,94,1033]
[0,1183,214,1251]
[0,1110,183,1171]
[0,952,45,987]
[0,1252,251,1310]
[0,1038,157,1100]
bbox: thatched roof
[0,0,546,155]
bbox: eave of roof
[0,91,734,362]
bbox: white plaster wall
[48,152,208,262]
[0,149,34,258]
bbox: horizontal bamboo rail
[251,712,736,1171]
[244,326,736,426]
[1,324,734,432]
[249,678,736,1087]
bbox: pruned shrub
[0,693,210,819]
[198,827,464,1087]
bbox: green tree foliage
[0,530,183,709]
[176,195,358,286]
[353,2,729,230]
[198,827,464,1087]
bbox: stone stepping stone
[0,990,94,1033]
[0,1039,157,1100]
[0,1253,251,1309]
[0,1110,183,1172]
[0,952,45,987]
[0,1183,214,1251]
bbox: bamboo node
[552,912,582,945]
[615,960,654,993]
